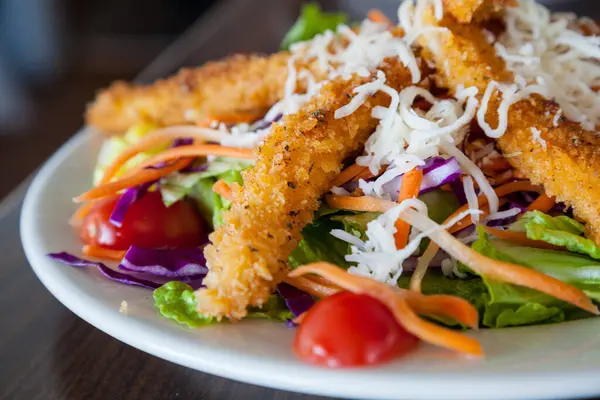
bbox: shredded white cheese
[337,198,481,285]
[486,207,522,222]
[530,127,547,150]
[462,176,479,224]
[493,0,600,131]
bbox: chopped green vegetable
[281,3,348,50]
[247,295,294,322]
[154,282,215,328]
[511,211,600,259]
[289,218,352,268]
[468,226,598,327]
[332,212,380,240]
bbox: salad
[49,0,600,368]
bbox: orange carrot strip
[213,180,233,201]
[325,195,599,315]
[284,276,340,298]
[331,163,368,187]
[74,158,191,202]
[368,9,392,25]
[208,110,264,125]
[352,164,389,182]
[395,169,424,249]
[100,126,227,185]
[287,274,478,328]
[411,181,545,291]
[483,227,561,250]
[289,263,483,355]
[527,194,556,213]
[82,245,126,261]
[70,201,96,226]
[130,145,254,173]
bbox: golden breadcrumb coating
[196,60,418,320]
[418,9,600,244]
[441,0,515,24]
[86,53,319,133]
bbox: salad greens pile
[121,5,600,331]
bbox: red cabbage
[382,157,462,200]
[109,182,152,228]
[118,246,208,278]
[276,283,314,318]
[47,252,161,289]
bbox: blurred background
[0,0,597,201]
[0,0,218,199]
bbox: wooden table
[3,0,600,399]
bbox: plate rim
[20,128,600,400]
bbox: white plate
[21,129,600,400]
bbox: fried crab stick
[415,1,600,245]
[195,61,421,320]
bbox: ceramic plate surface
[21,130,600,400]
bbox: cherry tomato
[80,192,206,250]
[293,292,419,367]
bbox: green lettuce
[289,217,352,268]
[247,295,294,322]
[512,211,600,259]
[281,3,348,50]
[154,283,293,328]
[160,158,251,227]
[154,282,215,328]
[468,226,598,327]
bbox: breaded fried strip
[441,0,514,24]
[87,53,317,133]
[196,60,417,320]
[418,9,600,244]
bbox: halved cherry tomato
[79,191,206,250]
[293,292,419,367]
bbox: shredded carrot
[353,165,384,181]
[527,194,556,213]
[289,263,483,355]
[483,227,561,250]
[395,169,423,249]
[74,158,191,202]
[82,245,126,261]
[207,110,265,125]
[368,9,393,25]
[129,144,254,174]
[284,276,340,298]
[213,180,233,201]
[331,163,368,187]
[286,273,478,329]
[99,126,227,185]
[325,195,598,315]
[70,201,96,226]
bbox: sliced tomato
[293,292,419,367]
[80,191,206,250]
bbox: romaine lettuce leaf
[161,158,250,227]
[155,282,293,327]
[289,218,352,268]
[511,211,600,259]
[247,295,294,322]
[468,226,598,327]
[154,281,215,328]
[281,3,348,50]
